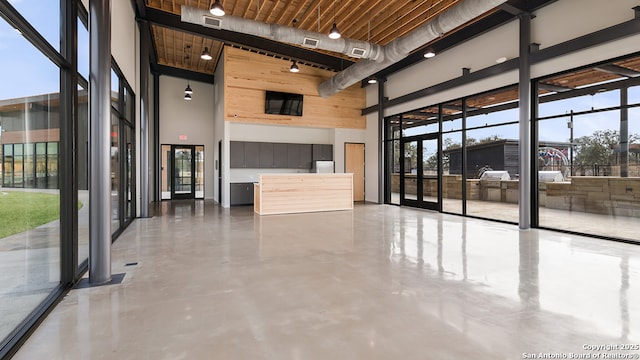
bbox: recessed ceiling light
[496,57,507,63]
[559,79,569,84]
[424,49,436,58]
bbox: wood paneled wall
[224,46,365,129]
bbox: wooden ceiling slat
[296,0,331,32]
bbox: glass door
[400,133,440,211]
[171,145,195,199]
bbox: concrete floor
[9,201,640,359]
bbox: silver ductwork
[181,6,384,61]
[181,0,507,97]
[318,0,508,97]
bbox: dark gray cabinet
[259,142,274,168]
[230,141,245,168]
[230,141,332,169]
[230,183,254,205]
[287,143,299,168]
[298,144,312,169]
[312,144,333,161]
[273,143,288,168]
[244,142,260,168]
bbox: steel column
[620,86,629,178]
[139,21,150,218]
[377,79,386,204]
[89,0,112,284]
[60,0,78,283]
[518,13,532,229]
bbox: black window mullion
[0,1,69,69]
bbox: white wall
[159,75,215,199]
[111,1,137,91]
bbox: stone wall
[546,177,640,216]
[391,174,640,217]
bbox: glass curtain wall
[77,8,89,269]
[386,86,521,224]
[536,58,640,241]
[110,65,135,237]
[0,0,63,352]
[464,88,520,223]
[384,54,640,243]
[385,115,402,205]
[441,101,463,214]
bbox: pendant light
[201,47,212,60]
[209,0,225,16]
[184,83,193,95]
[328,1,341,39]
[329,23,341,39]
[290,60,300,73]
[184,93,192,101]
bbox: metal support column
[620,86,629,178]
[153,72,161,202]
[60,0,79,283]
[377,79,386,204]
[139,22,150,217]
[89,0,112,284]
[518,13,532,229]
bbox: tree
[573,130,640,166]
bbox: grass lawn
[0,191,62,239]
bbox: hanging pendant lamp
[209,0,225,16]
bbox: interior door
[400,134,440,211]
[345,143,365,201]
[171,145,196,199]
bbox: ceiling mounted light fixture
[424,49,436,58]
[290,60,300,73]
[184,93,192,101]
[329,23,341,39]
[209,0,225,16]
[328,1,341,39]
[201,47,212,60]
[184,83,193,95]
[367,77,377,84]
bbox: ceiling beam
[156,64,215,83]
[594,64,640,78]
[143,8,353,71]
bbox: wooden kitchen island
[254,173,353,215]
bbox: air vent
[203,16,222,29]
[302,37,319,48]
[350,47,367,58]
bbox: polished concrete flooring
[11,201,640,359]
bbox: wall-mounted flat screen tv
[265,91,303,116]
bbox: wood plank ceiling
[141,0,640,118]
[146,0,465,75]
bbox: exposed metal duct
[318,0,508,97]
[181,6,384,61]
